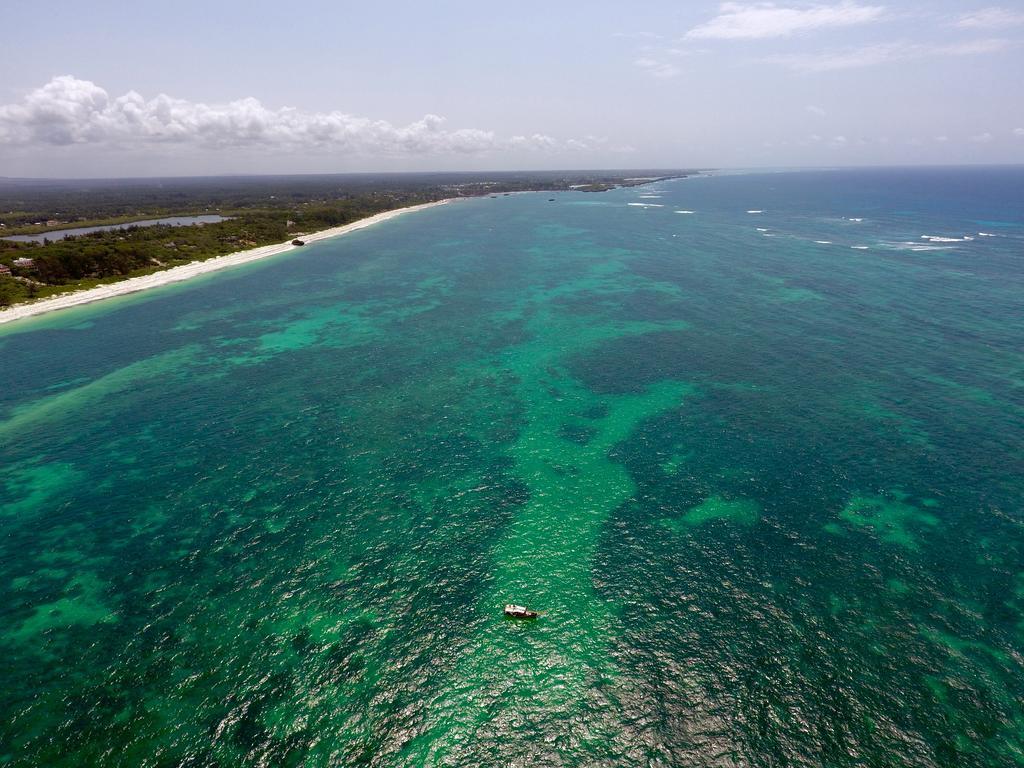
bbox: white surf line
[921,234,974,242]
[0,200,451,325]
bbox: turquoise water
[1,168,1023,766]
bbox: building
[12,257,35,268]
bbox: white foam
[675,210,695,214]
[845,217,864,222]
[977,232,997,237]
[882,241,958,252]
[747,210,764,214]
[627,202,665,208]
[756,227,769,232]
[851,245,869,250]
[638,194,662,199]
[814,240,832,245]
[921,235,973,243]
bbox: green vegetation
[0,170,693,307]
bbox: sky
[1,0,1023,177]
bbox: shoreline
[0,199,451,326]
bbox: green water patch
[914,617,1024,762]
[661,494,760,530]
[775,286,825,303]
[216,304,380,365]
[9,570,117,642]
[413,373,694,762]
[834,490,941,550]
[850,393,934,450]
[1014,574,1024,636]
[0,461,83,520]
[887,578,911,595]
[172,301,250,332]
[659,450,693,475]
[403,239,696,761]
[920,625,1013,667]
[754,273,827,304]
[42,375,91,392]
[918,370,1024,422]
[217,275,455,367]
[0,345,199,442]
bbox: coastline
[0,199,450,326]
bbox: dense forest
[0,170,691,307]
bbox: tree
[0,277,18,307]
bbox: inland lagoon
[1,215,232,243]
[1,168,1022,766]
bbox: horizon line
[2,162,1023,183]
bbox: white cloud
[510,133,558,151]
[765,38,1010,71]
[511,133,613,153]
[1014,127,1024,136]
[664,47,704,57]
[970,131,994,143]
[0,76,601,157]
[954,7,1024,29]
[805,104,827,116]
[569,135,625,152]
[612,32,665,40]
[634,57,683,78]
[686,1,884,40]
[934,135,949,142]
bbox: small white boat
[504,604,540,619]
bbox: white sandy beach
[0,199,450,325]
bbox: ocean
[1,167,1022,766]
